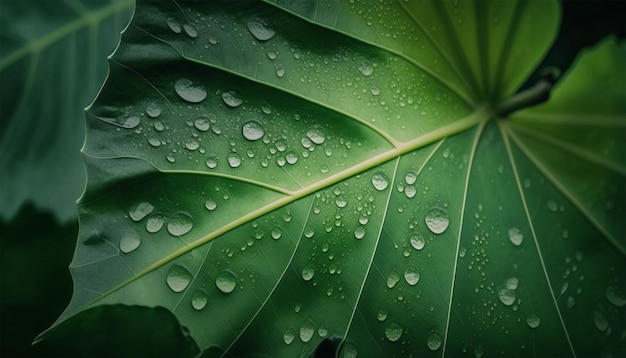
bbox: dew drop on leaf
[405,170,417,185]
[508,227,523,246]
[215,270,237,293]
[185,140,199,151]
[247,17,275,41]
[191,289,208,311]
[606,286,626,307]
[194,116,210,131]
[371,172,389,191]
[205,157,218,169]
[166,264,193,293]
[271,227,282,240]
[283,328,295,345]
[404,265,420,286]
[410,233,425,250]
[175,78,207,103]
[146,102,162,118]
[425,208,449,234]
[357,60,373,76]
[427,331,442,350]
[183,23,198,38]
[306,126,325,144]
[205,199,217,211]
[222,91,243,107]
[146,213,165,233]
[119,231,140,254]
[498,288,516,306]
[341,342,358,358]
[354,226,366,240]
[593,310,609,331]
[167,212,194,236]
[129,202,154,222]
[301,265,315,281]
[299,320,315,343]
[166,18,182,33]
[474,345,484,358]
[404,185,417,198]
[120,115,140,129]
[377,309,388,322]
[227,153,242,168]
[526,313,541,329]
[242,120,265,141]
[386,271,400,288]
[384,322,403,342]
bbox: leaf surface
[43,1,625,357]
[0,0,133,222]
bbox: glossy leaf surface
[0,0,133,222]
[44,1,625,357]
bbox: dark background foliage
[1,1,623,356]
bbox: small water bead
[206,157,218,169]
[526,313,541,328]
[410,233,425,250]
[167,212,194,236]
[335,197,347,208]
[301,265,315,281]
[506,277,519,290]
[205,199,217,211]
[146,102,162,118]
[299,320,315,343]
[318,326,328,337]
[215,270,237,293]
[404,185,417,198]
[427,331,442,350]
[185,140,199,151]
[377,309,388,322]
[242,120,265,141]
[166,18,182,33]
[404,265,420,286]
[508,227,523,246]
[129,202,154,222]
[175,78,207,103]
[191,289,208,311]
[305,126,325,144]
[387,271,400,289]
[357,60,374,76]
[474,345,484,358]
[384,322,403,342]
[371,172,390,191]
[405,171,417,185]
[166,264,193,292]
[354,226,366,240]
[425,208,450,234]
[593,310,609,331]
[247,17,275,41]
[120,115,140,129]
[146,214,164,233]
[370,86,380,96]
[271,227,282,240]
[283,328,296,345]
[606,286,626,307]
[194,117,210,131]
[227,154,242,168]
[266,50,277,60]
[148,137,161,147]
[119,231,140,254]
[286,151,298,165]
[341,343,358,358]
[498,288,516,306]
[222,91,243,107]
[183,23,198,38]
[153,121,165,131]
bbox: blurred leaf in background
[0,0,134,223]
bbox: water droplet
[358,60,373,76]
[424,208,449,234]
[301,265,315,281]
[271,227,282,240]
[286,151,298,165]
[146,214,165,233]
[206,157,218,169]
[167,18,182,33]
[167,212,193,236]
[354,226,365,240]
[299,320,315,343]
[526,313,541,328]
[227,153,242,168]
[166,264,192,292]
[341,342,358,358]
[593,310,609,331]
[191,289,208,310]
[498,288,516,306]
[205,199,217,211]
[547,200,558,212]
[247,17,275,41]
[194,116,210,131]
[409,233,425,250]
[119,231,140,254]
[427,331,442,350]
[404,265,420,286]
[306,126,325,144]
[283,328,295,345]
[371,172,389,191]
[508,227,523,246]
[276,67,285,78]
[175,78,207,103]
[242,120,265,141]
[387,271,400,289]
[370,86,380,96]
[404,185,417,198]
[183,23,198,38]
[148,137,161,147]
[215,270,237,293]
[405,171,417,185]
[384,322,403,342]
[146,102,162,118]
[606,286,626,307]
[474,345,484,358]
[377,309,388,322]
[506,277,519,290]
[185,140,199,151]
[222,91,243,108]
[335,197,347,208]
[120,115,140,129]
[129,202,154,222]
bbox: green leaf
[0,0,133,222]
[42,1,625,357]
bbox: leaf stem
[495,67,560,117]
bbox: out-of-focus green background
[0,0,623,356]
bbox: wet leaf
[41,1,625,357]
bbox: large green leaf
[41,0,625,356]
[0,0,133,222]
